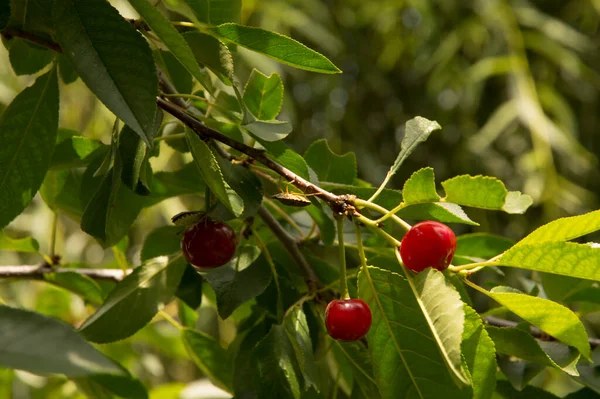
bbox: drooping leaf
[0,305,125,377]
[497,355,545,391]
[486,325,579,375]
[517,209,600,246]
[499,241,600,282]
[216,156,263,219]
[283,307,320,391]
[40,169,84,221]
[154,50,192,94]
[0,67,58,229]
[442,175,532,214]
[202,246,271,319]
[127,0,212,90]
[8,39,55,76]
[185,128,243,216]
[182,328,233,392]
[334,341,381,399]
[183,31,233,83]
[175,264,203,310]
[304,139,357,185]
[184,0,241,25]
[243,69,284,120]
[243,118,293,142]
[472,285,590,358]
[208,23,341,74]
[53,0,158,145]
[79,255,187,343]
[80,158,144,247]
[251,324,302,399]
[358,266,471,398]
[462,306,496,399]
[0,231,39,253]
[58,54,79,84]
[50,131,107,170]
[402,167,440,204]
[143,162,206,207]
[44,271,105,305]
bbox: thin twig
[257,206,321,292]
[0,265,131,282]
[157,98,354,215]
[1,27,63,53]
[484,315,600,349]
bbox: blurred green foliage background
[1,0,599,397]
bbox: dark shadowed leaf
[0,305,125,376]
[182,328,233,393]
[0,67,58,229]
[79,255,187,343]
[304,139,357,185]
[53,0,158,145]
[40,169,84,221]
[184,0,241,25]
[8,39,55,75]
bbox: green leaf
[397,202,479,226]
[0,305,125,376]
[7,0,54,34]
[455,233,514,259]
[499,241,600,282]
[8,39,54,76]
[183,31,233,83]
[304,139,357,185]
[402,167,440,204]
[141,226,181,261]
[53,0,158,145]
[334,341,381,399]
[79,255,187,343]
[182,328,233,392]
[80,160,144,247]
[0,1,9,30]
[462,306,496,399]
[441,175,532,214]
[154,50,192,94]
[574,348,600,394]
[474,285,590,358]
[494,380,559,399]
[143,162,206,207]
[58,54,78,84]
[202,246,271,319]
[358,266,471,398]
[208,23,341,74]
[0,67,58,229]
[77,374,148,399]
[216,156,263,219]
[283,307,320,391]
[305,203,335,245]
[486,325,579,375]
[517,209,600,246]
[44,271,105,305]
[186,128,243,216]
[0,231,39,253]
[386,117,441,181]
[257,139,311,180]
[251,324,302,399]
[175,265,203,310]
[184,0,241,25]
[243,118,293,142]
[40,169,84,221]
[50,131,107,170]
[243,69,284,120]
[127,0,212,90]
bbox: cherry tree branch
[0,265,131,282]
[257,206,321,292]
[0,27,63,53]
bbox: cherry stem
[158,310,183,330]
[354,198,412,231]
[354,224,369,275]
[336,217,350,299]
[449,261,496,273]
[353,213,402,247]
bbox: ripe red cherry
[325,299,372,341]
[400,220,456,273]
[181,219,236,269]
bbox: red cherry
[181,219,236,269]
[325,299,372,341]
[400,220,456,273]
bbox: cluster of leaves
[0,1,599,398]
